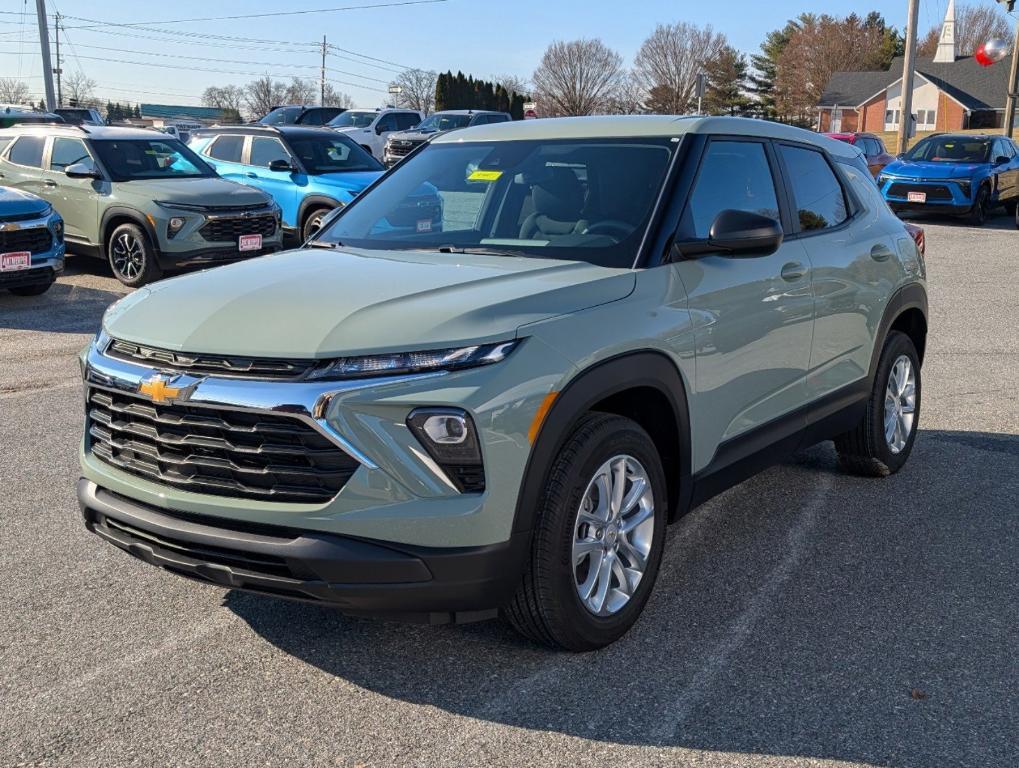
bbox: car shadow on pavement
[898,211,1016,230]
[226,429,1018,767]
[0,280,122,335]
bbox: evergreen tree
[703,46,752,116]
[133,104,142,119]
[749,21,798,120]
[105,100,115,122]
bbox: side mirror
[708,209,783,257]
[994,156,1010,166]
[375,123,386,135]
[268,159,294,173]
[65,162,99,179]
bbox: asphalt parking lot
[1,217,1016,768]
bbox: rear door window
[778,144,849,232]
[8,136,46,167]
[207,135,244,162]
[681,140,781,239]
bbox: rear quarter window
[8,136,46,167]
[778,144,849,232]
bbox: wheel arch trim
[869,282,928,380]
[100,206,159,254]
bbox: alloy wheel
[884,354,916,454]
[111,232,144,280]
[572,455,655,617]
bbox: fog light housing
[52,219,64,239]
[167,216,186,238]
[407,407,485,493]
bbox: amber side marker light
[528,392,558,444]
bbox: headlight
[305,340,519,381]
[876,173,892,186]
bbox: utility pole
[1005,21,1019,139]
[897,0,920,154]
[53,11,62,108]
[320,36,326,106]
[34,0,56,111]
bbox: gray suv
[0,124,283,286]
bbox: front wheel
[835,330,921,476]
[504,413,667,651]
[301,206,332,241]
[107,222,161,287]
[968,186,990,226]
[1015,199,1019,229]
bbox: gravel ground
[1,217,1016,768]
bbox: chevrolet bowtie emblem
[138,375,183,404]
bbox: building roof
[432,115,864,161]
[819,55,1015,111]
[139,104,224,121]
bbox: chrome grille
[199,214,277,242]
[0,227,52,254]
[105,339,315,380]
[87,388,358,503]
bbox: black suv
[258,105,347,127]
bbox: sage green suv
[77,116,928,650]
[0,124,282,286]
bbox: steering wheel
[584,220,635,242]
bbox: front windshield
[260,107,301,125]
[289,134,383,173]
[317,137,677,268]
[415,113,472,132]
[91,138,214,181]
[328,110,376,128]
[905,136,991,163]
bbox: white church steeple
[933,0,957,63]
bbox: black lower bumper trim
[0,266,56,289]
[158,244,282,269]
[889,202,972,215]
[78,479,529,620]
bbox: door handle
[43,180,57,187]
[245,172,257,178]
[780,261,807,281]
[870,243,894,262]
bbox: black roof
[191,125,346,138]
[819,55,1015,110]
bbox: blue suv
[878,133,1019,225]
[0,185,65,295]
[189,126,384,241]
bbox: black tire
[1015,199,1019,229]
[8,278,54,296]
[968,186,989,226]
[301,206,332,241]
[107,222,161,287]
[504,412,668,651]
[834,331,921,477]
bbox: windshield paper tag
[416,219,432,232]
[468,170,503,182]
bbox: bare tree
[284,76,317,106]
[634,22,727,115]
[322,83,353,109]
[608,71,646,114]
[919,3,1012,57]
[202,85,245,112]
[244,76,287,120]
[64,70,98,108]
[532,39,624,116]
[491,73,531,99]
[388,69,437,115]
[0,78,31,104]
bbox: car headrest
[532,166,584,221]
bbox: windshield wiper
[306,240,342,249]
[436,245,523,257]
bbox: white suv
[327,108,422,161]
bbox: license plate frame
[238,234,262,252]
[0,251,32,272]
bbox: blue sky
[0,0,985,109]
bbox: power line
[60,1,448,28]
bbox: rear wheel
[108,222,161,287]
[835,331,921,476]
[505,413,667,651]
[968,186,990,226]
[301,206,332,241]
[1015,199,1019,229]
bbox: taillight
[903,222,925,256]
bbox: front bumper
[158,243,282,269]
[881,177,975,213]
[78,478,529,620]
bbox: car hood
[388,130,439,142]
[312,170,383,195]
[114,177,271,207]
[103,247,635,358]
[0,185,52,215]
[884,159,987,179]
